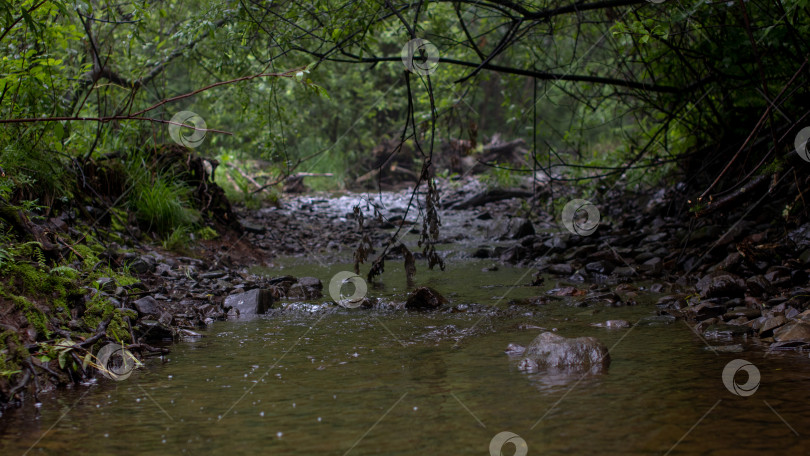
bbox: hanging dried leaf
[352,204,373,274]
[418,162,445,271]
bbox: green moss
[0,281,51,338]
[81,293,133,343]
[71,243,102,270]
[0,331,24,377]
[6,262,74,298]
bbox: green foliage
[215,155,282,207]
[480,163,527,190]
[71,243,101,270]
[162,226,191,251]
[125,157,200,237]
[196,226,219,241]
[50,265,80,279]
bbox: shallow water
[2,257,810,455]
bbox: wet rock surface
[405,287,448,310]
[224,289,274,316]
[515,332,610,372]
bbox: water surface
[2,258,809,455]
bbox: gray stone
[240,221,266,234]
[548,263,574,275]
[128,255,156,274]
[637,315,676,326]
[155,263,173,277]
[543,236,567,252]
[224,289,274,316]
[640,257,663,275]
[585,261,612,274]
[702,324,751,338]
[773,321,810,342]
[297,277,323,290]
[137,320,173,342]
[499,245,527,263]
[722,307,761,321]
[759,315,787,336]
[200,271,227,280]
[517,332,610,372]
[286,283,322,299]
[158,311,173,326]
[95,277,116,293]
[613,266,636,277]
[696,272,745,298]
[505,343,526,355]
[765,267,791,287]
[511,218,535,239]
[693,302,726,321]
[745,275,772,297]
[405,287,447,310]
[133,296,159,317]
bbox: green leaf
[53,122,64,140]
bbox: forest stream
[4,1,810,454]
[1,190,810,455]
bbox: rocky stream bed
[2,177,810,454]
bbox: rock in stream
[515,332,610,372]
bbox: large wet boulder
[127,254,156,274]
[517,332,610,372]
[696,272,745,298]
[287,277,323,299]
[224,289,274,316]
[508,218,535,239]
[773,321,810,342]
[133,296,160,317]
[405,287,447,310]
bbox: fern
[50,266,80,279]
[0,247,13,269]
[17,241,45,268]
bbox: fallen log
[444,188,534,209]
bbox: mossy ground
[0,234,141,404]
